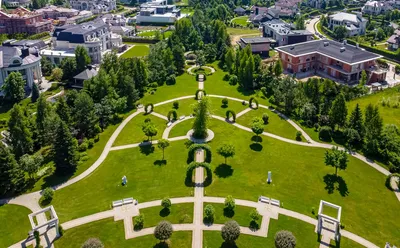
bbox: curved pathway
[187,65,216,75]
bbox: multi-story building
[307,0,330,8]
[387,30,400,51]
[238,37,273,56]
[136,0,183,24]
[69,0,117,14]
[0,7,52,35]
[102,14,134,37]
[328,12,368,36]
[3,0,31,8]
[0,43,42,95]
[41,20,122,65]
[262,19,313,46]
[35,5,79,19]
[362,1,393,15]
[275,40,386,84]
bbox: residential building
[275,40,386,84]
[0,45,42,94]
[102,13,134,36]
[2,39,47,50]
[0,7,52,35]
[307,0,330,8]
[73,65,98,87]
[362,1,393,15]
[238,37,273,56]
[136,1,184,24]
[328,12,368,36]
[274,0,301,17]
[69,0,117,14]
[41,20,122,65]
[3,0,30,8]
[234,7,246,16]
[35,5,79,19]
[63,10,94,25]
[262,19,313,46]
[387,29,400,51]
[249,6,272,24]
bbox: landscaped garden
[138,203,194,228]
[231,16,249,27]
[0,204,32,247]
[120,45,150,58]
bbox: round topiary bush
[167,110,178,121]
[223,74,230,81]
[161,198,172,209]
[154,221,173,242]
[204,204,215,223]
[249,97,259,109]
[296,131,302,141]
[82,238,104,248]
[166,75,176,85]
[221,220,240,243]
[319,126,332,141]
[262,113,269,124]
[229,75,238,85]
[173,101,179,109]
[134,214,145,230]
[40,187,54,206]
[275,230,296,248]
[222,98,228,107]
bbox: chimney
[21,47,30,57]
[256,7,259,15]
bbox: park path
[192,149,205,248]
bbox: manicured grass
[155,98,197,118]
[168,118,194,138]
[203,203,254,227]
[138,203,193,228]
[55,218,192,247]
[113,113,167,147]
[163,30,173,39]
[180,7,194,15]
[120,45,150,58]
[51,140,191,222]
[348,86,400,127]
[138,30,156,37]
[231,16,249,27]
[236,108,299,140]
[203,215,318,248]
[141,73,198,104]
[210,98,248,118]
[227,28,261,35]
[204,120,400,245]
[0,204,31,247]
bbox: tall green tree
[31,83,40,103]
[142,122,158,141]
[224,47,235,73]
[53,120,79,175]
[192,97,211,139]
[324,146,348,176]
[60,58,77,81]
[8,104,33,158]
[36,95,57,146]
[157,139,170,160]
[73,92,98,138]
[359,70,367,86]
[296,15,305,30]
[274,59,283,77]
[2,72,26,103]
[364,104,383,155]
[19,153,43,180]
[329,93,347,130]
[172,43,185,74]
[348,103,364,141]
[75,46,91,72]
[217,143,235,164]
[40,57,53,76]
[56,97,71,125]
[333,25,348,41]
[0,143,25,195]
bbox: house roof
[73,68,98,80]
[53,20,108,43]
[275,40,381,65]
[240,37,272,44]
[329,12,366,23]
[387,34,399,44]
[0,46,40,69]
[234,7,246,12]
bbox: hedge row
[186,161,212,187]
[27,32,50,40]
[347,39,400,62]
[187,144,212,163]
[122,37,159,44]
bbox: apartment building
[0,7,52,35]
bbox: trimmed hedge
[186,161,212,187]
[226,110,236,122]
[195,89,207,100]
[385,173,400,191]
[167,109,177,121]
[122,37,159,44]
[347,39,400,62]
[187,144,212,163]
[249,97,259,109]
[145,103,154,113]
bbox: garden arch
[145,103,154,114]
[167,110,178,121]
[226,110,236,122]
[249,97,259,109]
[188,144,212,163]
[195,89,207,100]
[185,161,212,186]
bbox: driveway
[306,17,320,35]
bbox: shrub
[242,100,246,105]
[42,187,54,203]
[275,230,296,248]
[173,101,179,109]
[221,220,240,243]
[166,74,176,85]
[51,68,63,82]
[134,214,145,230]
[249,209,261,229]
[223,74,230,81]
[262,113,269,124]
[204,204,215,223]
[88,139,94,149]
[58,225,64,236]
[82,238,104,248]
[79,140,88,152]
[314,123,320,131]
[224,195,235,211]
[319,126,332,141]
[154,221,173,241]
[161,197,171,209]
[34,230,40,248]
[296,131,302,141]
[229,75,238,85]
[222,98,228,106]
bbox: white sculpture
[122,175,127,185]
[267,171,272,183]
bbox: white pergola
[317,200,342,242]
[28,205,60,237]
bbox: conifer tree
[0,143,25,195]
[8,104,33,158]
[53,121,79,175]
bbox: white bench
[123,198,134,205]
[112,200,123,208]
[271,198,280,207]
[179,115,185,120]
[167,122,172,127]
[259,196,270,204]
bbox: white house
[362,1,393,15]
[328,12,368,36]
[135,0,185,24]
[69,0,117,14]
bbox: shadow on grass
[323,174,349,197]
[214,164,234,178]
[203,216,214,226]
[154,160,167,166]
[223,208,235,218]
[160,208,170,217]
[220,241,239,248]
[221,104,228,109]
[251,135,263,143]
[249,220,260,231]
[134,223,144,231]
[140,145,154,155]
[249,143,263,151]
[153,242,169,248]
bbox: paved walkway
[187,65,216,76]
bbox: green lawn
[138,203,193,228]
[138,30,156,37]
[203,120,400,245]
[203,203,255,227]
[51,140,191,222]
[227,28,261,35]
[155,98,197,118]
[0,204,31,247]
[55,218,192,248]
[181,7,195,15]
[120,45,150,58]
[236,108,299,140]
[168,118,194,138]
[113,113,167,146]
[231,16,249,27]
[203,215,318,248]
[348,86,400,127]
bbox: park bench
[123,198,134,205]
[271,198,280,207]
[179,115,185,120]
[259,196,270,204]
[112,200,123,208]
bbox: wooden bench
[259,196,270,204]
[112,200,123,208]
[271,198,280,207]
